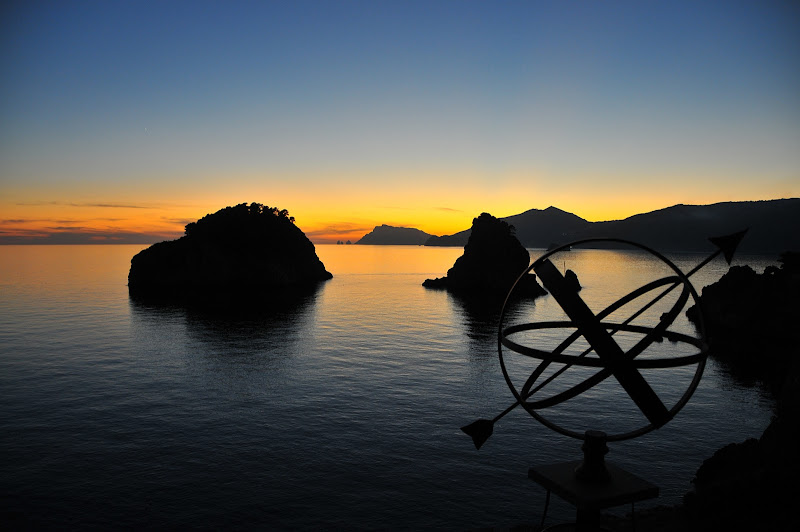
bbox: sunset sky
[1,1,798,244]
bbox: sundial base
[528,460,658,531]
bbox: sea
[0,244,778,530]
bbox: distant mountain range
[359,199,800,254]
[425,206,589,248]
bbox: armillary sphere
[500,238,708,442]
[461,231,746,449]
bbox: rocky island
[128,203,332,302]
[423,212,546,299]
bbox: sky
[1,0,798,244]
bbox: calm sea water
[0,244,777,530]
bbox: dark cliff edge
[128,203,332,306]
[687,252,799,391]
[683,252,799,530]
[618,252,800,531]
[593,252,800,532]
[423,212,546,301]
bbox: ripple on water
[0,245,777,529]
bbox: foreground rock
[423,212,546,299]
[669,251,800,531]
[687,252,799,392]
[128,203,332,302]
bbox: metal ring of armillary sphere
[497,238,710,442]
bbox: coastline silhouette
[422,199,800,254]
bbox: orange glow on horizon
[1,194,790,245]
[2,171,796,244]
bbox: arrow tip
[461,419,494,450]
[709,229,748,265]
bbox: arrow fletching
[461,419,494,450]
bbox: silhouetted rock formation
[356,224,433,245]
[682,358,800,530]
[602,253,800,531]
[687,251,799,392]
[680,251,800,531]
[128,203,332,302]
[426,199,800,254]
[423,213,546,299]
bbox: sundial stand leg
[528,431,659,531]
[575,430,610,484]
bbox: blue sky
[1,0,798,243]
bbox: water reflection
[447,292,541,359]
[446,292,501,347]
[128,285,322,366]
[706,349,775,402]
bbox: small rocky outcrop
[128,203,332,301]
[564,269,581,292]
[422,212,546,299]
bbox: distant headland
[128,203,332,302]
[361,199,800,254]
[355,224,432,245]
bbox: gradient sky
[1,0,798,244]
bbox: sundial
[462,232,747,529]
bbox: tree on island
[423,212,546,299]
[128,203,332,302]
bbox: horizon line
[1,197,796,246]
